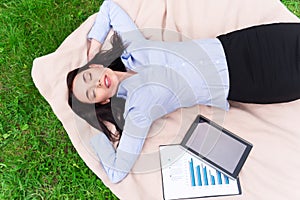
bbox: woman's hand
[87,39,102,61]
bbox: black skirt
[218,23,300,104]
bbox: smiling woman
[73,67,117,104]
[69,65,127,139]
[73,66,134,104]
[66,32,128,142]
[65,0,300,185]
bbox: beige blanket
[32,0,300,199]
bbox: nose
[97,79,102,88]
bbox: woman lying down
[66,0,300,183]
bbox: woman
[67,0,300,183]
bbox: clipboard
[159,115,252,199]
[159,145,242,200]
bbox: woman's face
[72,65,120,104]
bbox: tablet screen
[181,115,252,178]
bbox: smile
[104,75,111,88]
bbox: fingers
[87,39,102,62]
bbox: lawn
[0,0,299,199]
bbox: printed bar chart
[160,145,241,200]
[189,158,230,187]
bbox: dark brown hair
[67,32,127,142]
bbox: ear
[100,98,110,105]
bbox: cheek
[95,88,104,99]
[95,88,110,102]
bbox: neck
[115,71,136,83]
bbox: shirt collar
[116,74,140,99]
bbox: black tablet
[181,115,253,179]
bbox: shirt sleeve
[90,109,152,183]
[88,0,144,44]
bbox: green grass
[0,0,118,199]
[282,0,300,16]
[0,0,299,199]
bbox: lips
[104,75,111,88]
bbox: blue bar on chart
[209,171,215,185]
[202,165,209,186]
[224,174,230,184]
[217,170,222,185]
[189,158,196,186]
[196,165,202,186]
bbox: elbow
[110,177,123,184]
[107,169,129,184]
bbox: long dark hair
[67,32,127,142]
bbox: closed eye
[86,88,96,102]
[83,72,92,82]
[86,90,91,101]
[92,89,96,99]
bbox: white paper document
[159,145,241,200]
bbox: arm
[91,109,151,183]
[88,0,144,60]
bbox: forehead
[77,67,101,77]
[72,67,103,102]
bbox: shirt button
[121,52,130,59]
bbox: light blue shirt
[89,0,229,183]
